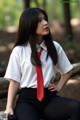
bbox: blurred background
[0,0,80,76]
[0,0,80,111]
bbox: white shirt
[4,41,73,88]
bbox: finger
[49,83,56,88]
[48,86,55,90]
[50,88,57,92]
[5,111,13,116]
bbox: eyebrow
[38,16,46,19]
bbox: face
[36,13,49,36]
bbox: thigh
[15,102,40,120]
[43,95,80,120]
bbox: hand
[8,114,16,120]
[48,82,59,93]
[5,108,14,115]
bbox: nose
[43,19,48,25]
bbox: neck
[36,36,43,45]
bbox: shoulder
[11,46,25,57]
[12,46,23,52]
[53,41,63,51]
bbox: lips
[43,27,49,31]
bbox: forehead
[38,13,45,18]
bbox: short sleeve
[54,41,73,75]
[4,47,21,82]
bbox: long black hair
[14,7,58,66]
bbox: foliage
[0,0,80,29]
[0,0,23,29]
[58,40,80,51]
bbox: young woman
[4,8,80,120]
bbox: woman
[4,8,80,120]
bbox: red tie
[36,48,44,101]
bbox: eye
[38,18,42,23]
[44,17,47,21]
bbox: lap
[14,88,80,120]
[14,102,40,120]
[43,95,80,120]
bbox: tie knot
[37,48,43,58]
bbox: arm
[49,41,73,92]
[5,80,20,115]
[48,70,72,92]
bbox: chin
[43,32,49,35]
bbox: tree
[63,0,73,40]
[23,0,30,8]
[23,0,46,9]
[42,0,46,10]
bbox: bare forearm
[57,70,72,91]
[6,80,20,109]
[48,70,72,92]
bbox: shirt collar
[27,41,47,52]
[40,41,47,51]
